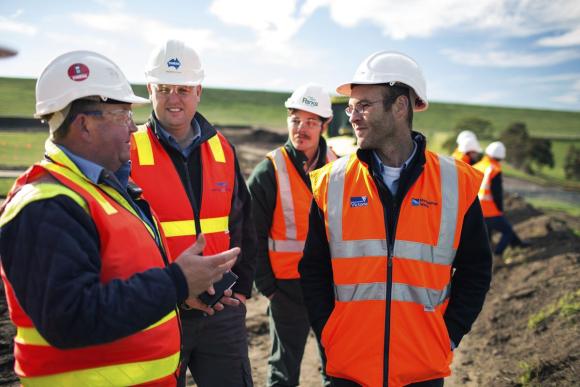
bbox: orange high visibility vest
[310,151,481,387]
[473,155,502,217]
[451,148,470,164]
[0,143,180,386]
[267,146,336,279]
[131,124,235,258]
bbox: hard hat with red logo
[35,50,149,131]
[145,39,204,86]
[486,141,506,160]
[336,51,428,112]
[285,83,332,118]
[36,50,148,117]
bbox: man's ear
[71,114,93,142]
[393,95,409,118]
[322,116,333,134]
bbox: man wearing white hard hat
[130,39,256,387]
[454,135,482,165]
[299,51,492,386]
[452,130,480,165]
[248,83,336,386]
[0,50,238,386]
[473,141,529,257]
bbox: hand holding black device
[198,271,238,307]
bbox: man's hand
[175,234,239,298]
[184,288,241,315]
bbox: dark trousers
[330,377,444,387]
[177,304,252,387]
[267,280,330,387]
[485,215,517,255]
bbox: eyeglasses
[81,109,134,126]
[345,99,384,117]
[287,117,322,129]
[152,84,196,97]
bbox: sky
[1,0,580,112]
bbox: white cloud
[322,0,580,40]
[0,17,37,36]
[442,48,580,67]
[537,28,580,47]
[551,93,579,105]
[70,12,219,51]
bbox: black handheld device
[198,271,239,307]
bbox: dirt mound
[0,128,578,386]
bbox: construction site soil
[0,126,578,386]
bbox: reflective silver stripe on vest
[326,153,460,305]
[268,238,305,252]
[269,148,297,240]
[327,156,349,243]
[327,155,459,265]
[334,282,450,309]
[434,155,459,264]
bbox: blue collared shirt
[372,140,417,195]
[155,116,201,158]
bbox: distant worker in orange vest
[248,83,336,386]
[451,130,481,165]
[299,51,493,387]
[473,141,529,257]
[0,50,238,386]
[130,39,256,387]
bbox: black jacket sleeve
[444,197,492,347]
[0,195,187,349]
[229,149,257,298]
[299,200,335,341]
[491,172,503,212]
[247,158,278,297]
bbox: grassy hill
[2,77,579,135]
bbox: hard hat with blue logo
[145,39,204,86]
[285,83,333,118]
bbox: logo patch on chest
[350,196,368,207]
[411,197,438,208]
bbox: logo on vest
[212,181,230,193]
[167,58,181,70]
[411,197,438,208]
[350,196,368,207]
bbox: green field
[1,76,579,193]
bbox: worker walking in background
[473,141,529,258]
[299,51,492,386]
[0,50,238,386]
[130,39,256,387]
[452,130,481,165]
[248,83,336,387]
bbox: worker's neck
[375,133,414,168]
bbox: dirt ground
[0,126,578,386]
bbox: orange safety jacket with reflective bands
[0,145,180,386]
[267,146,336,279]
[473,155,503,218]
[310,151,481,387]
[131,124,235,258]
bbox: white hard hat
[458,136,482,153]
[35,50,149,118]
[285,83,332,118]
[336,51,428,112]
[145,39,204,86]
[486,141,506,160]
[456,130,477,145]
